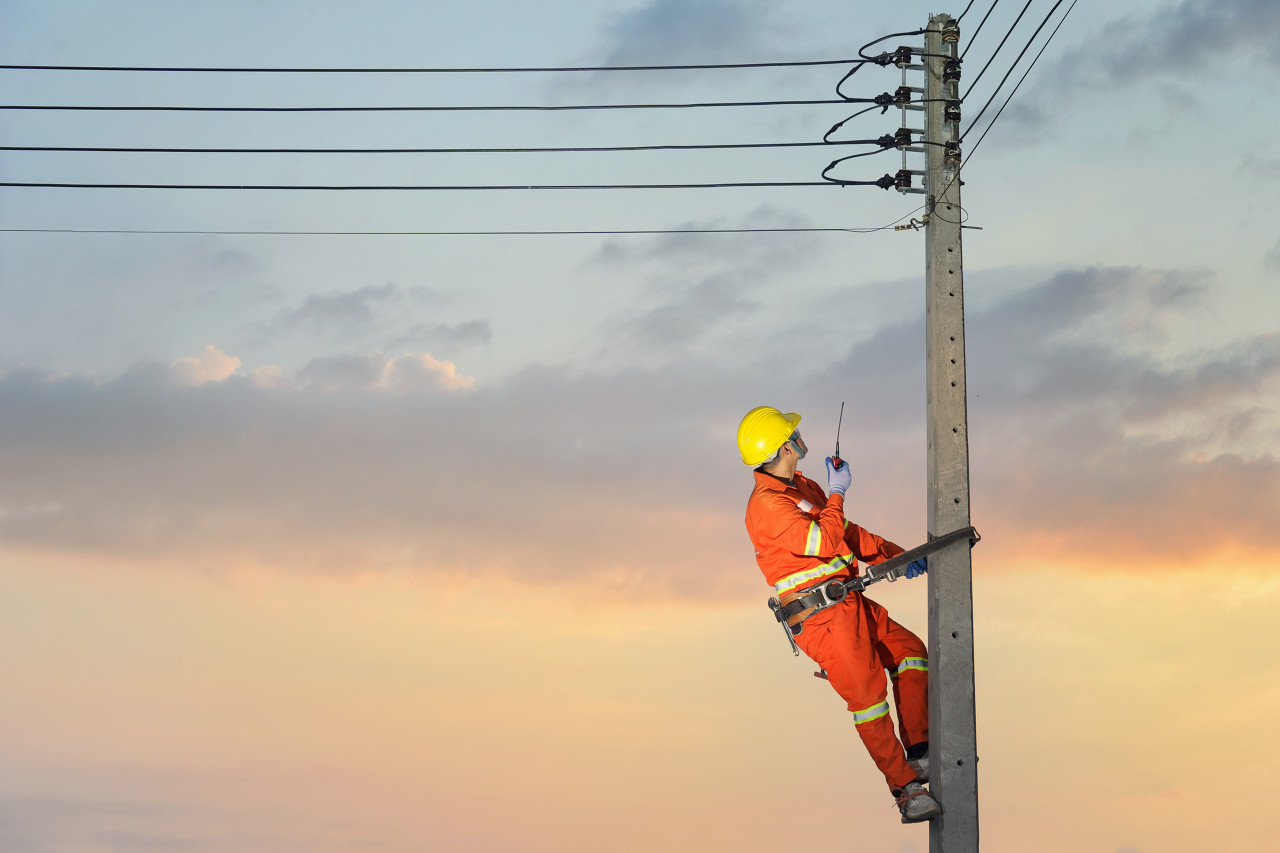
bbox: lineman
[738,406,942,823]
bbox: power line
[0,98,853,113]
[0,180,842,191]
[961,0,1034,97]
[0,139,874,155]
[857,29,928,61]
[966,0,1077,159]
[0,203,931,237]
[930,0,1077,226]
[0,225,901,236]
[960,0,1002,60]
[963,0,1067,140]
[0,58,866,74]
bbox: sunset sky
[3,1,1279,851]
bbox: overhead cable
[0,205,931,237]
[963,0,1067,140]
[960,0,1002,60]
[0,58,864,74]
[930,0,1077,226]
[0,98,851,113]
[836,29,928,98]
[0,225,898,236]
[961,0,1034,97]
[857,29,928,61]
[965,0,1076,158]
[0,140,868,155]
[0,180,840,191]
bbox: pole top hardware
[943,59,961,83]
[942,20,961,43]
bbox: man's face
[789,431,808,459]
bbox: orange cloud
[169,345,241,386]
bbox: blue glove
[826,456,851,496]
[904,557,928,579]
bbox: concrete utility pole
[923,13,979,853]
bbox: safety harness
[767,525,980,657]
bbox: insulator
[894,86,913,106]
[944,60,961,83]
[942,21,960,44]
[895,169,913,190]
[893,46,913,68]
[945,100,961,123]
[944,142,962,165]
[894,128,913,149]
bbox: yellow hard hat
[737,406,802,466]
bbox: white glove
[826,456,851,496]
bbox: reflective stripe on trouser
[891,656,928,678]
[851,701,890,725]
[795,593,929,791]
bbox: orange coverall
[745,468,928,791]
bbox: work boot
[894,781,943,823]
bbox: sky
[2,1,1279,851]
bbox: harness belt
[766,525,981,657]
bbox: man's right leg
[797,603,918,792]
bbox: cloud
[1,266,1277,592]
[599,0,777,67]
[169,345,241,387]
[251,284,486,362]
[1265,237,1280,273]
[296,351,474,393]
[385,320,491,353]
[272,283,447,336]
[1243,156,1280,181]
[594,206,820,353]
[1052,0,1280,86]
[975,0,1280,138]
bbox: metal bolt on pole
[923,12,979,853]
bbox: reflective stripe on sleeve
[851,701,891,725]
[774,555,850,594]
[803,522,822,556]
